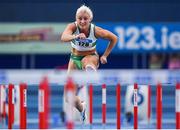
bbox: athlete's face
[76,11,91,30]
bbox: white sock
[81,101,86,113]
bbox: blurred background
[0,0,180,129]
[0,0,179,70]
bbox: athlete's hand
[100,55,107,64]
[75,33,86,39]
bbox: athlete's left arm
[95,26,118,64]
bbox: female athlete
[60,5,118,123]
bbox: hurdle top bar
[1,69,179,86]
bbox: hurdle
[4,77,51,129]
[89,84,93,126]
[19,83,27,129]
[102,84,106,126]
[148,85,151,124]
[8,84,14,129]
[65,77,75,129]
[116,83,121,129]
[38,77,50,129]
[134,83,138,129]
[0,85,2,122]
[0,85,1,123]
[88,83,148,129]
[176,82,180,129]
[1,77,179,129]
[156,83,162,129]
[88,82,179,129]
[7,83,28,129]
[0,85,6,125]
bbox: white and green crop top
[71,22,97,51]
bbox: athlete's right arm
[60,23,77,42]
[60,23,87,42]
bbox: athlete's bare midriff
[71,47,96,56]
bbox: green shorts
[70,53,97,70]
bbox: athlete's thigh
[67,59,77,74]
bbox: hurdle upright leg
[39,77,50,129]
[89,84,93,126]
[20,83,27,129]
[176,82,180,129]
[134,83,138,129]
[102,84,106,127]
[0,85,2,123]
[148,85,151,124]
[116,83,121,129]
[0,85,6,126]
[156,83,162,129]
[65,77,75,129]
[8,84,15,129]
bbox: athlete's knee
[85,64,97,72]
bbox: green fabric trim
[93,23,98,39]
[91,42,96,47]
[70,54,84,70]
[70,54,84,61]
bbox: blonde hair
[76,5,93,20]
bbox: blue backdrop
[96,23,180,53]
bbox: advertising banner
[96,23,180,53]
[0,23,70,54]
[0,23,179,54]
